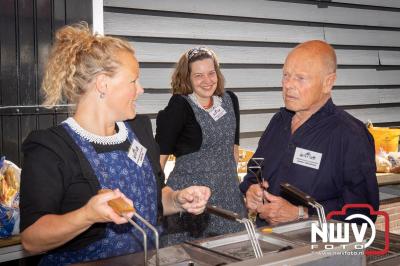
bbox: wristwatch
[298,206,305,220]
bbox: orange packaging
[368,126,400,153]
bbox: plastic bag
[367,122,400,153]
[375,151,400,174]
[375,153,391,173]
[388,152,400,173]
[0,157,20,237]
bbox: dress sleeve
[19,132,69,231]
[226,91,240,145]
[155,95,187,155]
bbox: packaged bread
[375,155,391,173]
[0,160,20,207]
[237,148,255,174]
[391,165,400,174]
[388,152,400,173]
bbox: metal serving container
[194,230,296,260]
[75,218,379,266]
[170,218,366,266]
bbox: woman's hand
[175,186,211,215]
[84,189,134,224]
[21,189,134,254]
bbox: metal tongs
[206,204,264,259]
[99,189,160,266]
[248,158,267,204]
[280,183,327,235]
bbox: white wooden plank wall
[103,0,400,150]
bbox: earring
[99,84,107,99]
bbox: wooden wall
[103,0,400,150]
[0,0,92,164]
[2,0,400,165]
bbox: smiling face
[189,58,218,104]
[105,51,144,121]
[282,43,336,116]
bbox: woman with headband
[156,47,247,245]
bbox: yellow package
[368,126,400,153]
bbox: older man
[239,40,379,226]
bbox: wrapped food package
[0,160,20,208]
[0,157,20,237]
[388,152,400,173]
[237,148,255,174]
[391,165,400,174]
[375,152,400,174]
[376,155,392,173]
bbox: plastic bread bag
[0,157,20,237]
[388,152,400,173]
[375,151,391,173]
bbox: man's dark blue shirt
[239,99,379,225]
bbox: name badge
[209,106,226,121]
[128,139,147,167]
[293,147,322,170]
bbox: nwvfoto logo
[310,204,389,256]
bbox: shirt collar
[281,98,336,128]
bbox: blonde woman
[19,23,210,265]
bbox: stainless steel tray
[197,231,296,260]
[270,219,315,244]
[148,243,237,266]
[163,259,208,266]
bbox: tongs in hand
[99,189,160,266]
[280,183,327,234]
[248,157,267,204]
[206,204,263,259]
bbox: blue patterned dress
[39,122,158,265]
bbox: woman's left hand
[176,186,211,215]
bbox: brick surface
[376,202,400,234]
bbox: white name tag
[209,106,226,121]
[128,139,147,167]
[293,147,322,170]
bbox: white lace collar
[62,117,128,145]
[188,94,222,112]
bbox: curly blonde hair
[42,22,135,107]
[171,47,225,96]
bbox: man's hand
[245,181,268,211]
[256,191,298,225]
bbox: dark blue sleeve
[314,127,379,223]
[239,114,279,194]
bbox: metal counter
[73,217,400,266]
